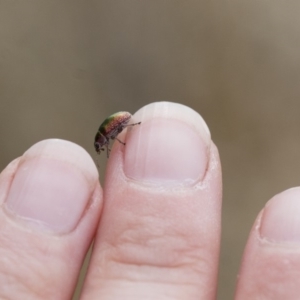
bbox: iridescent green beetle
[94,111,141,158]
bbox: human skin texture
[0,102,300,299]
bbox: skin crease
[0,102,300,300]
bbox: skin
[0,102,299,299]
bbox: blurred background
[1,1,300,299]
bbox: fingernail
[5,139,98,233]
[260,187,300,243]
[124,102,211,185]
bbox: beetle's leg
[115,137,126,145]
[106,145,112,158]
[111,135,125,145]
[124,122,141,128]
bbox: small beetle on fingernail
[94,111,141,158]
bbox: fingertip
[2,139,101,233]
[123,101,212,186]
[22,139,99,184]
[0,140,102,299]
[236,187,300,299]
[260,187,300,244]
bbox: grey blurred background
[1,1,300,299]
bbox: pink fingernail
[260,187,300,243]
[5,139,98,233]
[124,102,211,186]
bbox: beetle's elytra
[94,111,141,158]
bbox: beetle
[94,111,141,158]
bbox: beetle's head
[94,132,107,154]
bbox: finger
[81,102,222,299]
[235,187,300,299]
[0,140,102,299]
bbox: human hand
[0,102,298,299]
